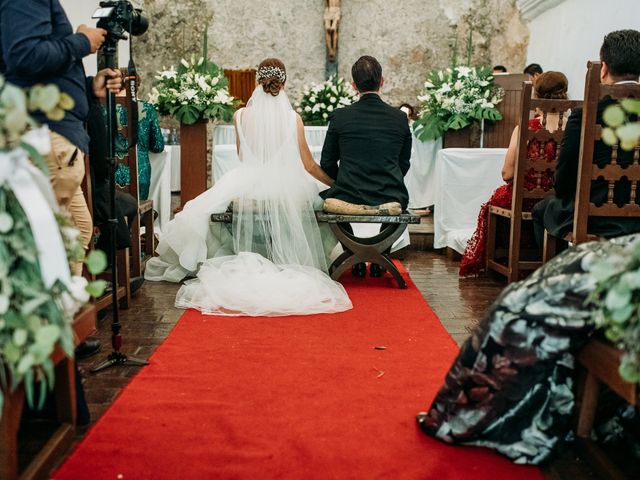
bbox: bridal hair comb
[256,66,286,83]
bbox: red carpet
[55,267,543,480]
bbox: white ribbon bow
[0,146,71,288]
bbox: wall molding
[517,0,565,21]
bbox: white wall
[60,0,130,75]
[526,0,640,100]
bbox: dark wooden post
[179,120,209,208]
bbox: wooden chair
[224,69,256,106]
[115,93,155,277]
[486,81,582,281]
[543,61,640,258]
[82,154,131,311]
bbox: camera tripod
[91,29,148,373]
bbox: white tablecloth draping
[165,144,181,192]
[405,136,441,209]
[433,148,507,254]
[149,148,173,237]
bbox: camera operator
[0,0,123,277]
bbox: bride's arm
[296,114,334,187]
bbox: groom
[320,55,412,277]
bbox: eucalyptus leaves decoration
[602,98,640,151]
[0,74,106,418]
[588,239,640,383]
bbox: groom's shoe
[352,263,366,278]
[369,263,386,278]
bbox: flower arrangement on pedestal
[413,65,504,141]
[0,75,106,416]
[149,32,237,125]
[296,76,358,126]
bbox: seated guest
[533,29,640,249]
[460,71,569,276]
[111,71,164,200]
[399,103,415,124]
[320,55,412,277]
[418,233,639,464]
[524,62,543,79]
[492,65,508,74]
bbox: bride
[145,58,352,316]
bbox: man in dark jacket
[320,55,412,277]
[321,55,412,211]
[533,29,640,248]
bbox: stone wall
[134,0,528,108]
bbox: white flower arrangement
[413,65,504,141]
[149,32,237,125]
[0,75,106,418]
[296,76,358,126]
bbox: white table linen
[149,148,173,237]
[405,136,441,209]
[166,145,181,192]
[433,148,507,254]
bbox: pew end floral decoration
[0,75,106,418]
[588,238,640,383]
[413,65,504,141]
[149,31,237,125]
[296,75,358,126]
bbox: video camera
[93,1,149,41]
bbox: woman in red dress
[459,71,569,276]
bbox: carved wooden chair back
[572,61,640,244]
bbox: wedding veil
[232,86,328,272]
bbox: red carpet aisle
[55,268,543,480]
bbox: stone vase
[179,119,209,209]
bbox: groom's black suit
[320,93,412,209]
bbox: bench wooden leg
[542,229,557,264]
[0,386,24,480]
[327,222,408,289]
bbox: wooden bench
[210,211,420,289]
[0,305,96,480]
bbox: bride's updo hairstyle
[257,58,287,97]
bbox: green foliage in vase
[413,66,504,141]
[149,30,238,125]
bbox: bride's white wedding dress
[145,87,352,316]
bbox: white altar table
[433,148,507,254]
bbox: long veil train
[145,87,352,316]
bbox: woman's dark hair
[257,58,287,97]
[399,103,415,119]
[534,71,568,100]
[524,63,543,77]
[351,55,382,93]
[600,29,640,79]
[492,65,507,73]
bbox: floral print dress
[419,234,639,464]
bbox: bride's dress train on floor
[145,87,352,316]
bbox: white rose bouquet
[149,32,237,125]
[296,76,358,126]
[413,66,504,141]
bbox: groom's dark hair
[352,56,382,92]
